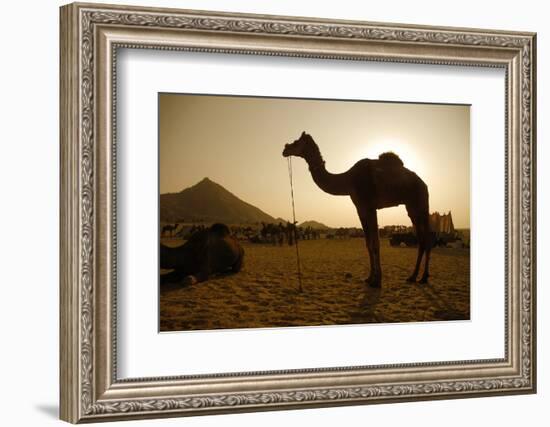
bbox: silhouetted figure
[161,223,179,238]
[277,222,285,245]
[285,221,296,245]
[283,131,432,288]
[160,223,244,286]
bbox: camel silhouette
[283,131,432,288]
[160,223,244,286]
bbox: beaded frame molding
[60,2,536,423]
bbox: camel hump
[378,152,404,167]
[209,223,231,237]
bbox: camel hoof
[182,275,198,286]
[406,276,417,283]
[368,278,381,288]
[418,277,429,284]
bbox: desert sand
[160,237,470,332]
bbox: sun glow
[354,138,426,176]
[349,138,430,227]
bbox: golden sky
[159,93,470,228]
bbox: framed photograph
[60,2,536,423]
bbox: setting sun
[355,138,426,176]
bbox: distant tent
[429,211,455,234]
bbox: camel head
[283,131,314,159]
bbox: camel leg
[182,268,209,286]
[364,236,375,285]
[406,208,424,283]
[419,246,431,284]
[413,214,431,284]
[182,275,199,286]
[368,210,382,288]
[407,245,424,283]
[359,208,381,288]
[160,270,185,285]
[181,248,212,286]
[357,214,374,285]
[419,221,432,284]
[195,254,212,283]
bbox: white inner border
[116,49,505,378]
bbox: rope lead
[287,156,303,293]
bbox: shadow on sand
[348,285,384,324]
[418,283,468,320]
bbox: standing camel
[283,131,432,288]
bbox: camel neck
[305,155,350,196]
[304,144,325,171]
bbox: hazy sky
[159,94,470,228]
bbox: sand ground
[160,238,470,332]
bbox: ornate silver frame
[60,2,536,423]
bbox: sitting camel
[283,131,432,288]
[160,223,244,285]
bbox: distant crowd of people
[161,221,467,248]
[161,221,324,245]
